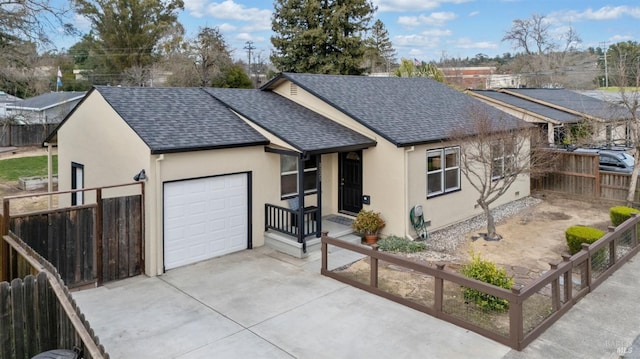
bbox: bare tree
[503,14,582,87]
[450,105,556,239]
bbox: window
[281,155,317,198]
[491,140,515,180]
[71,162,84,205]
[427,147,460,197]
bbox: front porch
[264,207,361,258]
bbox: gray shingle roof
[7,91,85,110]
[95,86,268,154]
[203,88,376,154]
[469,90,582,124]
[278,73,524,146]
[502,88,629,120]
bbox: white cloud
[183,0,208,18]
[468,11,479,17]
[205,1,272,22]
[451,38,498,50]
[397,12,457,28]
[218,23,237,32]
[421,29,452,37]
[373,0,472,13]
[550,6,640,23]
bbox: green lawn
[0,155,58,181]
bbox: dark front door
[339,151,363,215]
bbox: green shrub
[610,206,640,227]
[460,253,513,312]
[565,225,605,255]
[378,235,426,253]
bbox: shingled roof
[268,73,524,147]
[93,86,268,154]
[501,88,629,121]
[7,91,85,111]
[469,89,582,124]
[204,88,376,155]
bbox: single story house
[46,73,529,276]
[5,91,86,124]
[0,91,22,119]
[468,88,632,146]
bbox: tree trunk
[480,202,498,239]
[625,147,640,206]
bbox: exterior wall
[150,148,279,275]
[57,91,150,205]
[406,141,531,236]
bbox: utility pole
[244,41,255,87]
[601,41,609,88]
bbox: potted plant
[351,209,385,244]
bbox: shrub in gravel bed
[378,235,426,253]
[610,206,640,227]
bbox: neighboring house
[5,91,86,124]
[0,91,22,119]
[46,74,528,276]
[468,88,632,146]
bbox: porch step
[263,231,363,259]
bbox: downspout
[45,142,53,209]
[155,154,164,275]
[404,146,415,240]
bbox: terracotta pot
[364,234,378,244]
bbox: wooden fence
[321,212,640,351]
[533,150,640,204]
[0,124,57,147]
[1,233,109,359]
[1,184,144,287]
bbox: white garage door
[164,173,248,270]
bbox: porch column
[547,124,554,145]
[297,154,306,252]
[316,155,322,237]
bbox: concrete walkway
[72,247,510,359]
[72,248,640,359]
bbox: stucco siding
[406,141,530,236]
[57,91,150,204]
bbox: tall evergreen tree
[364,19,396,73]
[74,0,184,84]
[270,0,376,75]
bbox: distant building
[441,67,521,89]
[5,91,86,124]
[0,91,22,120]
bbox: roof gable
[94,86,268,154]
[469,90,582,124]
[203,88,375,154]
[7,91,86,111]
[501,88,628,120]
[273,73,524,146]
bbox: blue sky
[62,0,640,63]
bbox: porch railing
[265,203,319,241]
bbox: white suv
[573,148,635,174]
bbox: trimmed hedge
[610,206,640,227]
[378,235,427,253]
[460,253,513,312]
[565,225,605,255]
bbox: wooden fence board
[0,124,57,147]
[9,195,142,287]
[0,281,11,358]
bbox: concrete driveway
[72,247,511,359]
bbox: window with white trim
[427,147,460,197]
[280,155,317,198]
[491,140,515,180]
